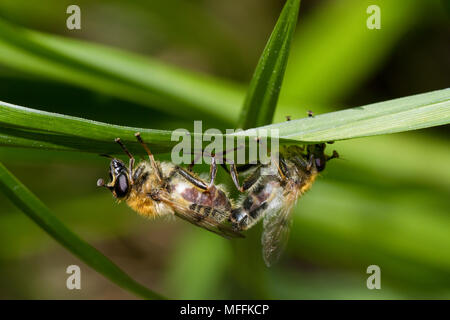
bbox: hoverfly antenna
[100,154,114,159]
[115,137,134,159]
[330,150,339,160]
[327,150,341,162]
[97,178,105,187]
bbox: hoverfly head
[97,158,131,199]
[307,143,339,172]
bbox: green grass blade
[231,0,301,295]
[240,89,450,142]
[0,162,165,300]
[1,89,449,153]
[0,100,175,154]
[238,0,300,129]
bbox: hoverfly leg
[135,132,163,182]
[229,163,261,193]
[115,138,135,183]
[306,154,314,171]
[271,154,290,181]
[176,166,208,191]
[201,150,218,191]
[292,155,309,171]
[208,156,218,190]
[230,163,243,192]
[278,157,290,179]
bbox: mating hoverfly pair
[97,133,338,266]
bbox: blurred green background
[0,0,449,299]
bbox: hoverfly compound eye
[315,157,326,172]
[114,174,129,198]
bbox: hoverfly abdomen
[250,202,269,219]
[189,203,228,223]
[179,183,231,210]
[230,178,280,231]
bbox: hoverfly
[227,143,338,266]
[97,133,243,239]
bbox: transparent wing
[261,196,297,266]
[157,194,244,239]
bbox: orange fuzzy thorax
[125,189,159,218]
[124,161,175,219]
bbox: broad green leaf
[238,0,300,129]
[0,18,244,124]
[0,162,165,299]
[0,0,245,75]
[236,89,450,142]
[279,0,427,111]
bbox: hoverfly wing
[157,194,244,239]
[261,197,297,267]
[175,209,245,239]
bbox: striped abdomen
[231,177,282,230]
[181,185,232,223]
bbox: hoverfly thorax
[97,158,131,199]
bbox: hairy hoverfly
[97,133,243,239]
[228,143,338,266]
